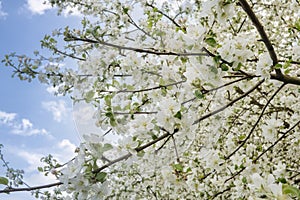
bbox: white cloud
[24,0,82,17]
[15,139,76,173]
[0,110,50,137]
[42,100,70,122]
[26,0,52,15]
[0,110,16,125]
[11,119,49,136]
[24,171,57,187]
[17,150,45,172]
[55,139,77,162]
[58,139,76,152]
[0,1,8,19]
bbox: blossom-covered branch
[2,0,300,199]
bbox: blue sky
[0,1,83,199]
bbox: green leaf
[103,143,113,152]
[174,111,182,119]
[137,150,145,157]
[180,57,188,64]
[123,7,129,14]
[220,63,229,71]
[37,167,44,172]
[277,177,287,184]
[85,90,95,103]
[104,95,112,106]
[151,134,158,140]
[110,118,117,127]
[194,90,204,99]
[205,37,217,47]
[95,172,107,183]
[274,63,282,69]
[295,18,300,31]
[209,65,218,74]
[105,112,114,118]
[173,163,183,172]
[0,177,8,186]
[283,61,291,69]
[282,184,300,198]
[284,68,291,74]
[242,177,247,184]
[32,65,38,70]
[213,55,222,64]
[233,62,242,71]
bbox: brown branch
[212,187,231,199]
[192,79,264,125]
[145,3,181,28]
[253,119,300,163]
[247,58,300,65]
[0,182,62,194]
[65,35,208,57]
[113,111,157,115]
[125,11,154,39]
[224,166,246,183]
[225,83,285,160]
[271,73,300,86]
[238,0,282,77]
[92,132,170,174]
[0,133,171,193]
[225,119,300,183]
[53,48,86,61]
[99,80,186,94]
[182,75,257,105]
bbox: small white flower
[261,118,283,143]
[292,45,300,60]
[256,52,273,79]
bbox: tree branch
[270,73,300,86]
[253,119,300,163]
[225,82,285,160]
[238,0,282,77]
[225,119,300,183]
[182,75,256,105]
[64,35,208,57]
[145,2,182,28]
[99,80,185,94]
[192,79,264,125]
[92,132,170,174]
[0,182,62,194]
[0,132,172,193]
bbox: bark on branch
[0,182,62,194]
[192,79,264,125]
[238,0,283,77]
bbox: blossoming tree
[1,0,300,199]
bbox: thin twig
[92,132,170,174]
[0,182,62,194]
[65,35,208,57]
[225,83,285,160]
[145,3,181,28]
[171,135,180,162]
[0,132,171,193]
[182,75,256,105]
[253,119,300,163]
[192,80,264,125]
[99,80,185,94]
[225,118,300,183]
